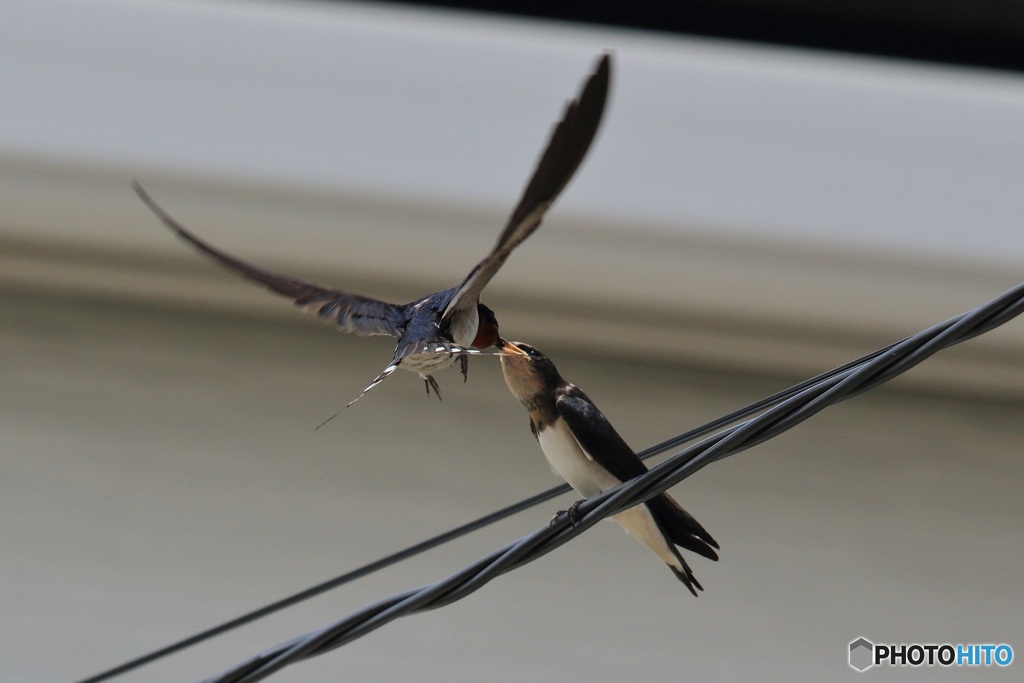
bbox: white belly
[400,351,458,373]
[537,420,622,498]
[538,420,683,572]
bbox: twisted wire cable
[198,280,1024,683]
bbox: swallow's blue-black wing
[554,387,650,482]
[134,182,407,338]
[555,388,720,561]
[442,52,612,321]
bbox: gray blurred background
[2,1,1022,681]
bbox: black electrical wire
[196,280,1024,683]
[76,318,909,683]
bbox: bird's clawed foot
[423,374,442,400]
[459,354,469,383]
[551,499,587,529]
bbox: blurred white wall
[3,0,1024,394]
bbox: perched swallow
[498,339,719,595]
[134,53,610,407]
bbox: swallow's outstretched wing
[442,52,612,321]
[134,182,408,338]
[555,388,720,562]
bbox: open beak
[497,338,530,357]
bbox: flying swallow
[498,339,719,595]
[134,53,611,407]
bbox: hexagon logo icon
[849,637,874,672]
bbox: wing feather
[134,182,406,338]
[556,388,719,560]
[442,53,612,320]
[555,389,648,482]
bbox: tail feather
[666,542,704,597]
[344,362,401,410]
[647,494,720,561]
[314,361,401,429]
